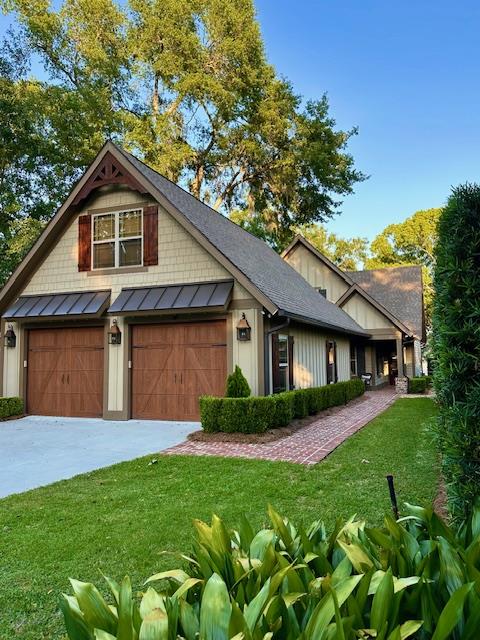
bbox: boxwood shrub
[200,378,365,433]
[409,377,427,394]
[0,396,23,419]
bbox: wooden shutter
[78,215,91,272]
[288,335,294,390]
[143,205,158,266]
[272,334,281,393]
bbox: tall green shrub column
[433,184,480,518]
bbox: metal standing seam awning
[108,280,234,315]
[3,290,111,320]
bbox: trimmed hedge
[0,396,23,419]
[200,378,365,433]
[409,377,427,394]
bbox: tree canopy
[0,0,366,283]
[293,224,368,270]
[366,208,441,330]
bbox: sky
[2,1,480,241]
[254,0,480,240]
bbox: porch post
[396,337,404,377]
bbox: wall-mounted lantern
[108,319,122,345]
[4,324,16,348]
[236,313,251,342]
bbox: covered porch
[351,330,418,388]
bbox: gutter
[276,310,370,338]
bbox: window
[277,335,289,392]
[350,344,357,376]
[317,288,327,298]
[326,340,337,384]
[92,209,143,269]
[273,334,292,393]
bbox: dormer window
[92,209,143,269]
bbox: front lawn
[0,398,438,639]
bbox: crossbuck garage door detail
[131,321,227,421]
[27,327,104,417]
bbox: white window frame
[91,208,144,270]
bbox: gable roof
[281,235,424,340]
[281,234,355,286]
[0,142,368,337]
[346,266,424,340]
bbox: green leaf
[140,587,165,619]
[144,570,190,586]
[59,594,94,640]
[172,577,202,600]
[94,631,117,640]
[70,579,118,635]
[244,577,272,632]
[199,573,231,640]
[431,583,474,640]
[370,568,394,633]
[305,574,363,639]
[139,608,168,640]
[117,576,134,640]
[179,600,199,640]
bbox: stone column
[395,336,408,393]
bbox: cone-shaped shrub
[433,183,480,518]
[225,365,251,397]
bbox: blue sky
[255,0,480,240]
[2,1,479,241]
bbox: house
[282,235,425,388]
[0,142,369,421]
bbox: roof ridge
[113,143,281,254]
[347,264,422,274]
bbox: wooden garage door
[27,327,104,417]
[132,321,227,420]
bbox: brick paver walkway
[164,388,396,465]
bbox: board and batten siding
[284,244,350,303]
[290,325,350,389]
[341,292,397,331]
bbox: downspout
[263,314,290,396]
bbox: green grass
[0,398,438,639]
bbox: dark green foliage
[0,396,23,419]
[432,183,480,518]
[292,388,310,418]
[424,375,433,388]
[200,379,364,433]
[62,500,480,640]
[273,393,295,427]
[409,377,427,394]
[225,365,251,398]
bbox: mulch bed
[187,394,369,444]
[0,413,25,422]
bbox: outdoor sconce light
[108,319,122,345]
[4,324,16,348]
[236,313,251,342]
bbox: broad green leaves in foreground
[61,502,480,639]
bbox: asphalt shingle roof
[347,266,424,339]
[116,146,368,336]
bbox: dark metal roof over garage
[108,280,233,315]
[3,290,110,319]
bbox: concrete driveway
[0,415,199,498]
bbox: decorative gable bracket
[71,151,148,208]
